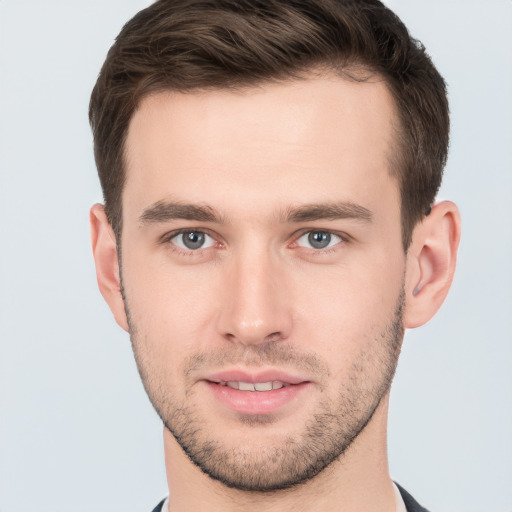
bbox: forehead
[123,74,399,219]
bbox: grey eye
[171,231,215,250]
[182,232,205,249]
[308,231,331,249]
[296,231,341,250]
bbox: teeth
[238,382,255,391]
[255,382,273,391]
[221,381,287,391]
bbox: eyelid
[159,227,349,253]
[161,228,222,252]
[291,229,349,250]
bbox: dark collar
[150,498,166,512]
[395,482,431,512]
[152,484,430,512]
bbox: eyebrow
[284,202,373,223]
[139,200,221,225]
[138,200,373,226]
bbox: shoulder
[395,483,431,512]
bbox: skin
[91,73,461,512]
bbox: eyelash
[161,228,349,256]
[293,230,345,253]
[161,229,221,256]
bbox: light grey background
[0,1,511,511]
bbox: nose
[216,245,293,347]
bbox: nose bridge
[219,238,291,345]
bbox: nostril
[265,332,283,343]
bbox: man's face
[120,74,406,490]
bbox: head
[90,0,460,495]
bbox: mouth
[215,380,289,391]
[203,371,312,415]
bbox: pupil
[183,232,205,249]
[308,231,330,249]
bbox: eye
[296,231,342,250]
[169,231,216,251]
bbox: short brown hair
[90,0,449,249]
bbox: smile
[204,375,311,415]
[218,381,287,391]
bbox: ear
[90,204,129,332]
[404,201,461,329]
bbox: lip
[206,369,307,386]
[203,369,312,415]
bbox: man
[89,1,461,511]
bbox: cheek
[121,246,222,356]
[291,252,405,359]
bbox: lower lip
[205,381,310,415]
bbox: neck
[163,394,396,512]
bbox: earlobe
[404,201,461,329]
[90,204,129,332]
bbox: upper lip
[204,369,309,385]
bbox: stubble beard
[125,288,405,493]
